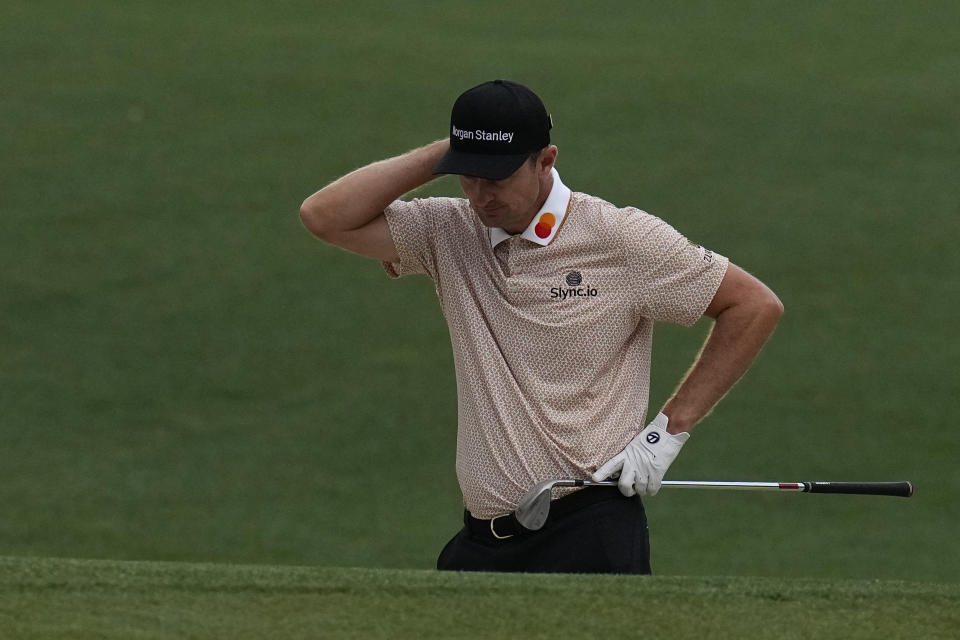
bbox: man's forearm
[300,139,449,237]
[662,288,783,434]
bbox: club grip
[803,481,914,498]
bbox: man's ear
[539,145,558,175]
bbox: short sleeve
[381,198,442,279]
[620,209,729,326]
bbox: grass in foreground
[1,556,958,639]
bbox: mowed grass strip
[1,556,958,640]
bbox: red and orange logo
[534,212,556,239]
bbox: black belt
[465,485,623,542]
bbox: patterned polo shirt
[383,169,728,518]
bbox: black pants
[436,488,651,574]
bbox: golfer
[300,80,783,574]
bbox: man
[300,80,783,574]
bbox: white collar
[488,168,572,248]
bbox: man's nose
[471,180,498,204]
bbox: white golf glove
[592,412,689,497]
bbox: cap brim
[432,147,529,181]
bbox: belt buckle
[489,513,514,540]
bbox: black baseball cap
[433,80,552,180]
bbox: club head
[515,479,559,530]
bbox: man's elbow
[759,288,785,327]
[299,196,334,240]
[731,280,784,332]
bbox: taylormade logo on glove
[592,413,689,497]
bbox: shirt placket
[493,240,510,277]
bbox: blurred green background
[1,1,957,581]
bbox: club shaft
[561,479,913,498]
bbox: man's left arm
[593,262,782,496]
[661,262,784,434]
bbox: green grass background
[3,556,959,639]
[1,0,958,584]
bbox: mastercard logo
[534,212,556,239]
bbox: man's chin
[475,210,501,227]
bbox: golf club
[515,478,914,530]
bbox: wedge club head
[515,478,614,530]
[514,479,560,530]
